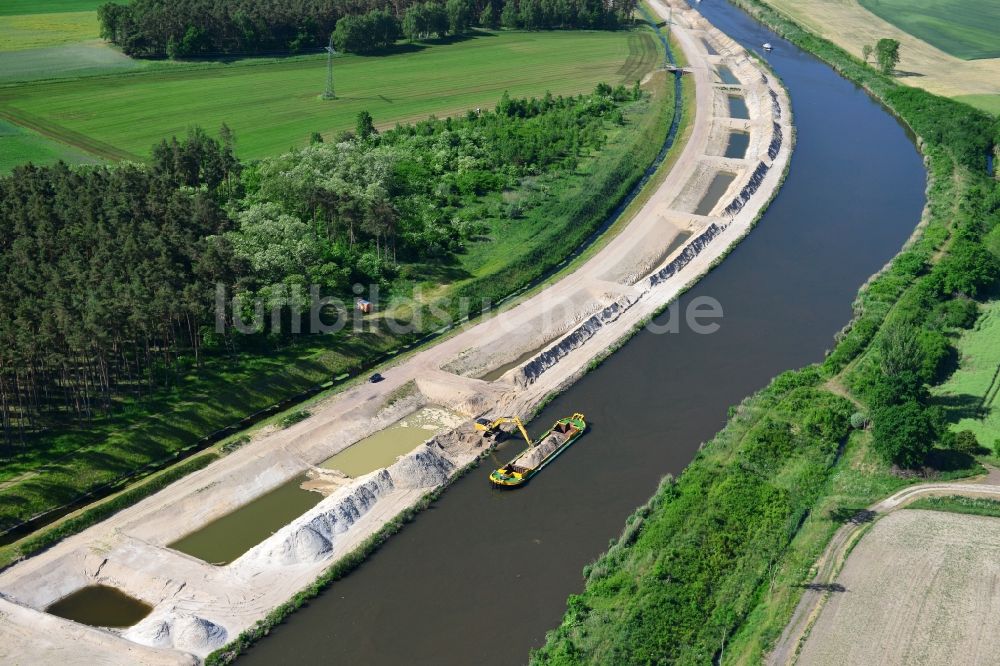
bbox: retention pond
[169,474,321,565]
[319,407,463,477]
[237,2,927,664]
[169,407,462,565]
[46,585,152,628]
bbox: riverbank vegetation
[534,0,1000,663]
[0,72,673,540]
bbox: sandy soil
[764,0,1000,100]
[798,509,1000,665]
[0,1,794,661]
[771,481,1000,665]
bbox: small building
[356,298,373,314]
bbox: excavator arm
[474,416,532,447]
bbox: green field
[0,43,148,84]
[0,0,106,17]
[858,0,1000,60]
[0,30,657,162]
[0,10,99,51]
[932,300,1000,446]
[956,94,1000,116]
[0,118,100,171]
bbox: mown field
[858,0,1000,60]
[932,300,1000,447]
[0,29,658,162]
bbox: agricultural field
[932,300,1000,447]
[0,9,98,52]
[0,0,106,16]
[0,29,658,163]
[0,0,104,52]
[857,0,1000,60]
[0,118,99,171]
[762,0,1000,101]
[957,94,1000,116]
[797,509,1000,665]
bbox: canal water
[238,2,927,664]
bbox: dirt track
[0,1,795,662]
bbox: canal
[238,2,927,664]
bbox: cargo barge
[487,413,586,488]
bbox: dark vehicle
[369,373,384,383]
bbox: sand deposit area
[798,509,1000,666]
[0,1,793,662]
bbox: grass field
[0,0,106,17]
[858,0,1000,60]
[0,29,657,162]
[0,11,99,51]
[932,300,1000,447]
[0,118,100,171]
[957,94,1000,116]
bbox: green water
[716,65,740,84]
[728,94,749,119]
[480,342,554,382]
[724,131,750,158]
[168,473,321,565]
[46,585,151,628]
[695,172,737,215]
[320,407,461,477]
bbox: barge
[488,413,586,488]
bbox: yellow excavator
[474,416,532,447]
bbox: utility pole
[322,35,336,100]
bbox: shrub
[953,430,980,455]
[849,411,868,430]
[279,410,311,428]
[871,401,937,468]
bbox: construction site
[0,0,794,662]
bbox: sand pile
[516,433,565,469]
[517,294,637,387]
[125,609,227,653]
[387,442,455,489]
[241,471,394,567]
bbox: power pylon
[322,35,336,100]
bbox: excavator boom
[474,416,532,448]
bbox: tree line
[98,0,635,58]
[0,84,642,443]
